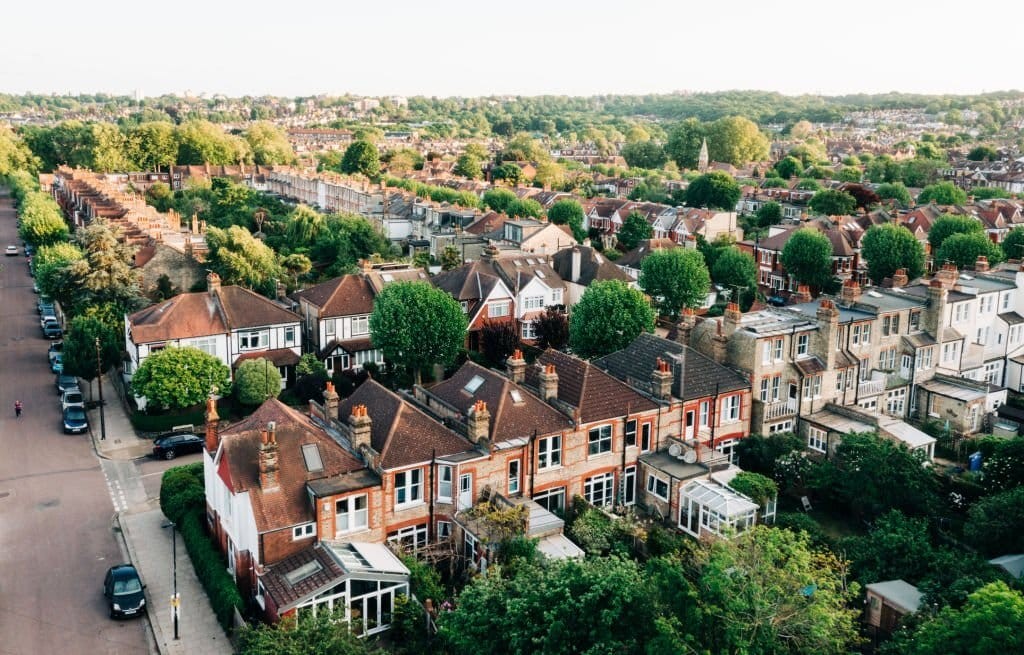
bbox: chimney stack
[891,268,908,288]
[258,422,280,490]
[538,363,559,402]
[723,302,742,336]
[675,307,697,346]
[934,262,958,289]
[923,279,947,336]
[506,349,526,384]
[840,279,861,304]
[323,381,339,420]
[349,404,372,452]
[975,255,990,273]
[711,320,729,364]
[652,357,674,401]
[481,241,500,260]
[207,271,221,294]
[791,285,812,304]
[204,395,220,453]
[467,400,491,448]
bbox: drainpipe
[429,449,436,540]
[529,429,537,498]
[620,406,630,510]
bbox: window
[773,338,784,361]
[292,523,316,540]
[954,303,969,322]
[335,495,368,533]
[641,423,652,452]
[351,315,369,336]
[460,301,469,314]
[909,311,920,331]
[284,326,296,346]
[890,315,900,335]
[760,378,770,402]
[760,250,772,265]
[521,321,537,340]
[852,324,861,345]
[845,368,854,389]
[836,369,846,392]
[538,435,561,469]
[437,465,453,501]
[239,330,267,350]
[807,427,827,453]
[886,388,906,416]
[584,473,615,507]
[918,347,933,370]
[976,327,990,346]
[646,474,669,501]
[588,425,612,456]
[762,341,771,365]
[325,318,336,336]
[861,324,871,344]
[699,401,710,427]
[768,420,793,434]
[623,466,636,505]
[394,469,423,506]
[388,523,428,551]
[802,375,822,399]
[523,296,544,310]
[883,348,897,370]
[796,334,809,356]
[463,375,485,394]
[508,459,521,495]
[190,337,217,356]
[551,288,563,304]
[942,342,960,363]
[722,395,740,422]
[436,521,452,541]
[533,487,565,513]
[464,532,478,562]
[489,301,510,318]
[882,315,891,336]
[625,419,637,447]
[1004,293,1011,310]
[716,438,738,464]
[771,376,781,402]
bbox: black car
[56,374,79,395]
[152,432,205,459]
[63,406,88,434]
[103,564,146,619]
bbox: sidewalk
[91,373,234,655]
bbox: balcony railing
[763,400,798,420]
[858,378,885,397]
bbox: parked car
[24,244,34,257]
[5,245,17,256]
[152,432,205,460]
[51,352,63,373]
[56,374,79,395]
[37,299,53,315]
[61,389,85,412]
[102,564,146,619]
[63,406,88,434]
[32,281,40,294]
[42,320,62,339]
[40,313,58,329]
[48,341,63,364]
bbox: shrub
[131,407,208,433]
[727,471,778,507]
[159,464,205,524]
[180,509,244,631]
[773,511,832,548]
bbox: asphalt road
[0,189,149,655]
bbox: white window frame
[623,465,637,505]
[533,486,566,513]
[190,337,217,357]
[437,464,453,502]
[521,321,537,340]
[292,522,316,541]
[537,435,561,470]
[284,326,296,346]
[807,427,827,453]
[796,333,809,356]
[335,494,368,534]
[722,395,740,422]
[641,423,652,452]
[584,472,615,507]
[523,295,544,311]
[588,424,612,456]
[394,468,423,507]
[239,330,268,350]
[489,301,510,318]
[436,521,452,541]
[351,315,369,336]
[699,401,710,427]
[325,318,336,336]
[646,473,669,501]
[508,459,521,495]
[773,338,784,361]
[624,419,637,448]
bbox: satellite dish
[683,448,698,464]
[668,443,682,457]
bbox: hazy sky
[3,0,1022,99]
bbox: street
[0,188,189,655]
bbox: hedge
[131,407,207,434]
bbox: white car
[5,245,17,256]
[61,389,86,412]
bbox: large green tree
[963,486,1024,556]
[706,116,770,165]
[876,182,913,207]
[755,200,783,227]
[32,241,84,302]
[621,141,667,169]
[233,358,282,405]
[369,281,467,384]
[237,607,382,655]
[665,117,705,169]
[569,280,655,359]
[17,191,69,246]
[808,189,857,216]
[711,247,758,310]
[639,248,711,318]
[928,214,984,251]
[772,155,803,180]
[1001,227,1024,260]
[546,198,586,242]
[127,121,178,171]
[177,120,251,165]
[62,312,122,385]
[131,347,232,410]
[683,171,742,211]
[205,225,283,296]
[63,219,141,314]
[482,188,518,213]
[453,153,483,180]
[918,181,968,205]
[935,232,1005,270]
[244,122,296,165]
[339,140,381,178]
[616,211,654,251]
[780,228,834,289]
[860,223,926,284]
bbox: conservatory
[678,478,759,539]
[260,541,409,635]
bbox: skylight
[284,559,323,586]
[509,389,523,403]
[382,273,394,282]
[526,258,536,264]
[535,270,545,278]
[301,443,324,473]
[464,375,485,394]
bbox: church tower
[698,137,709,174]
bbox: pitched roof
[218,399,366,534]
[426,361,572,440]
[593,333,750,401]
[292,274,375,317]
[550,246,632,286]
[526,349,658,423]
[338,379,475,468]
[615,238,682,268]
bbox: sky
[3,0,1023,99]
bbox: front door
[458,473,473,510]
[685,411,695,440]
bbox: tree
[32,241,84,302]
[128,121,178,171]
[889,582,1024,655]
[17,191,69,246]
[285,204,326,245]
[773,155,803,180]
[85,123,131,172]
[506,198,543,219]
[440,245,462,270]
[711,247,758,310]
[755,200,783,227]
[234,358,282,405]
[836,166,863,183]
[64,219,141,313]
[621,141,667,170]
[843,183,880,210]
[534,306,569,350]
[936,232,1005,270]
[963,487,1024,556]
[205,225,283,296]
[177,120,251,165]
[967,145,999,161]
[480,320,519,366]
[877,182,913,207]
[665,117,705,169]
[841,511,936,585]
[971,187,1010,200]
[616,211,654,251]
[901,158,945,188]
[547,199,586,242]
[369,281,467,384]
[294,354,329,405]
[237,607,383,655]
[683,171,742,211]
[533,161,567,190]
[928,214,984,251]
[639,249,711,319]
[131,347,231,410]
[861,223,926,284]
[696,526,862,655]
[491,162,524,186]
[243,121,296,165]
[808,189,857,216]
[734,432,803,477]
[918,181,968,205]
[339,140,381,178]
[453,153,483,180]
[706,116,769,165]
[61,313,122,385]
[780,228,834,289]
[481,188,518,213]
[1001,227,1024,260]
[569,280,655,359]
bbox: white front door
[458,473,473,510]
[685,411,695,440]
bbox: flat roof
[537,534,585,560]
[785,301,875,324]
[804,408,875,434]
[919,379,986,402]
[878,416,936,450]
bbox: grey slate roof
[593,333,750,401]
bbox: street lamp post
[94,337,106,440]
[162,521,180,640]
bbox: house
[864,580,923,634]
[615,238,683,282]
[497,219,576,255]
[799,403,936,462]
[124,273,301,408]
[431,261,516,351]
[740,219,860,298]
[550,245,635,305]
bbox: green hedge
[131,408,207,434]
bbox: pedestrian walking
[14,400,23,418]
